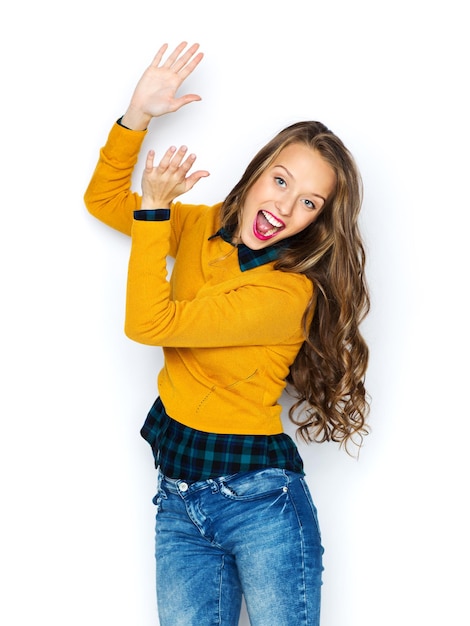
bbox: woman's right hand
[121,42,204,131]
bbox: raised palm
[127,42,204,121]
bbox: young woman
[85,42,370,626]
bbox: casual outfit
[85,121,324,625]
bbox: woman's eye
[303,199,315,209]
[275,177,286,187]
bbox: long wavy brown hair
[220,121,370,452]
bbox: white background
[1,1,469,624]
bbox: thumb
[171,94,202,111]
[185,170,210,191]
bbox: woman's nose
[275,197,295,217]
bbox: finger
[171,44,202,73]
[150,43,169,68]
[164,146,192,172]
[166,92,202,114]
[158,145,178,169]
[185,170,211,191]
[171,94,202,112]
[144,149,156,171]
[176,51,204,79]
[175,155,209,182]
[163,41,191,68]
[158,146,202,177]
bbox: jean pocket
[219,468,293,501]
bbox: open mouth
[253,210,285,241]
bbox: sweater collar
[209,227,292,272]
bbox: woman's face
[238,143,336,250]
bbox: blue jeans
[153,468,324,625]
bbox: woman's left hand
[141,146,210,209]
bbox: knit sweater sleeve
[84,122,146,235]
[125,218,314,348]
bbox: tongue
[256,211,274,235]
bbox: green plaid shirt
[141,397,304,481]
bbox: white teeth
[262,211,283,228]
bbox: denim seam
[287,489,309,626]
[216,555,224,626]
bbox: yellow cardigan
[85,123,314,435]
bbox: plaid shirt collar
[209,227,293,272]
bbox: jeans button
[179,482,189,492]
